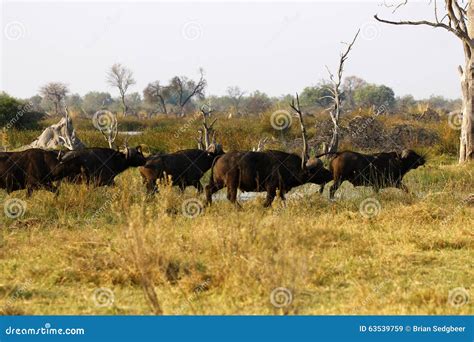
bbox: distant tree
[242,90,272,116]
[396,94,417,113]
[106,63,136,116]
[426,95,456,112]
[143,81,170,115]
[226,86,246,116]
[125,92,142,116]
[83,91,114,116]
[28,95,43,112]
[0,92,44,130]
[300,83,335,110]
[342,76,367,110]
[39,82,69,116]
[168,68,206,116]
[353,84,396,110]
[66,93,83,114]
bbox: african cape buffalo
[205,150,332,207]
[59,146,146,186]
[315,149,426,199]
[0,149,82,196]
[139,144,224,194]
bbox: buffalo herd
[0,144,425,206]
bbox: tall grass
[0,156,472,315]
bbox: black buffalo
[205,150,332,207]
[0,149,82,195]
[139,145,224,194]
[315,149,426,198]
[59,146,146,186]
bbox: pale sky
[0,0,464,99]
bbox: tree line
[0,63,461,130]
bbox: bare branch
[374,13,472,45]
[289,93,309,169]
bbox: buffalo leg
[319,183,326,194]
[26,186,34,197]
[263,185,277,208]
[145,180,158,195]
[329,179,342,199]
[225,170,241,207]
[193,180,203,194]
[205,181,223,205]
[45,183,58,195]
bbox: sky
[0,0,464,100]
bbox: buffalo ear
[136,145,143,154]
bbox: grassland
[0,115,473,315]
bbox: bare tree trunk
[159,97,167,115]
[460,5,474,162]
[328,125,339,153]
[121,94,127,117]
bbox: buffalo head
[124,145,147,166]
[206,143,224,157]
[305,157,333,185]
[399,149,425,170]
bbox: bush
[0,92,44,130]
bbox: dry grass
[0,155,472,315]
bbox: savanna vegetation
[0,105,472,315]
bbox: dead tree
[22,105,84,150]
[196,129,205,150]
[143,81,169,115]
[375,0,473,163]
[95,110,118,149]
[106,63,136,116]
[198,105,218,150]
[169,69,206,117]
[290,93,309,169]
[323,29,360,153]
